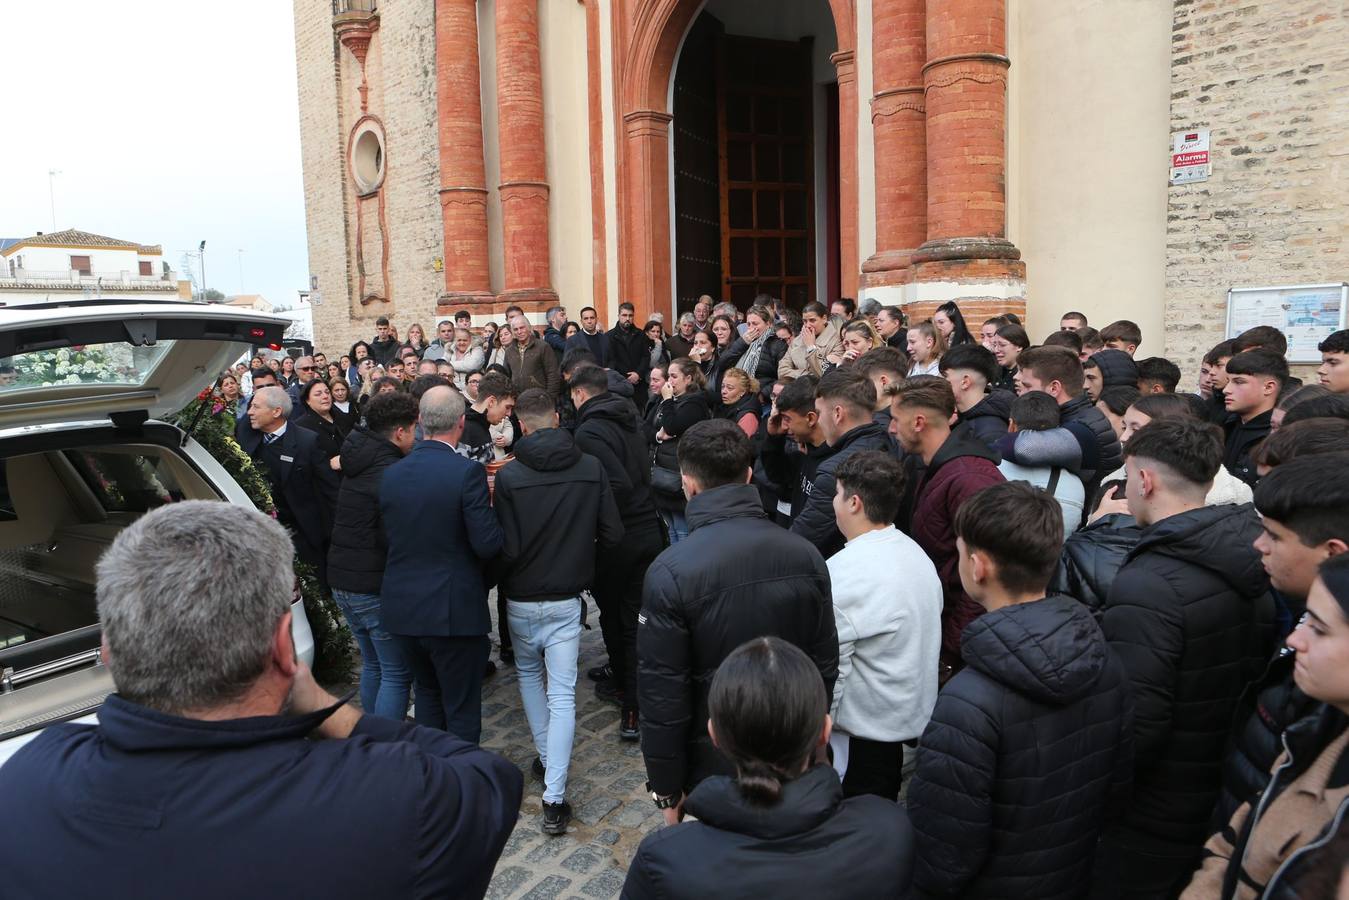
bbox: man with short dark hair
[791,369,892,558]
[459,371,517,465]
[427,319,456,360]
[939,343,1012,444]
[380,387,504,743]
[1222,349,1288,486]
[607,301,653,399]
[543,306,569,358]
[571,364,667,740]
[1060,311,1089,332]
[996,391,1087,532]
[1234,324,1288,356]
[564,305,609,365]
[1017,345,1122,487]
[369,315,400,367]
[0,501,522,900]
[827,451,942,801]
[1094,418,1275,896]
[1100,320,1143,356]
[890,378,1004,670]
[505,314,563,399]
[853,346,908,442]
[1136,356,1181,394]
[327,391,421,722]
[494,388,624,834]
[909,482,1133,899]
[759,374,832,527]
[1317,328,1349,394]
[638,419,838,819]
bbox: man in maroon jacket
[890,378,1005,676]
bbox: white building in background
[223,294,275,313]
[0,229,189,305]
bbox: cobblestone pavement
[479,594,661,900]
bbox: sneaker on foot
[532,757,545,781]
[587,663,613,682]
[594,679,623,706]
[620,710,640,742]
[542,800,572,835]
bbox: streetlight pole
[237,248,245,295]
[198,240,207,299]
[47,169,61,230]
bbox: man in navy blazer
[235,365,280,454]
[380,385,504,743]
[245,385,340,583]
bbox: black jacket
[292,410,344,460]
[908,595,1134,900]
[623,765,914,900]
[250,424,340,569]
[0,695,522,900]
[574,392,661,534]
[1060,393,1123,483]
[327,426,404,594]
[789,422,892,558]
[719,334,787,398]
[637,484,838,795]
[607,322,654,385]
[1049,512,1142,614]
[758,433,834,520]
[493,428,624,602]
[957,389,1014,446]
[1223,409,1272,487]
[651,393,712,509]
[1100,503,1276,850]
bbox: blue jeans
[332,590,412,721]
[506,598,582,803]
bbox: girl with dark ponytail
[623,637,915,898]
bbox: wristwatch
[646,782,678,809]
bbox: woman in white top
[447,328,485,390]
[906,320,946,377]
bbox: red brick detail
[906,296,1025,325]
[435,0,492,302]
[584,0,609,315]
[496,0,555,299]
[923,0,1009,242]
[832,50,861,299]
[863,0,926,287]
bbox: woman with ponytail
[623,637,914,899]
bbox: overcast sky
[0,0,308,307]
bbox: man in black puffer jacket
[1094,419,1275,897]
[1017,346,1122,487]
[790,369,892,558]
[1050,511,1142,614]
[326,391,421,721]
[638,420,838,810]
[909,483,1134,899]
[570,365,668,740]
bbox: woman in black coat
[623,637,913,900]
[651,357,711,544]
[292,379,345,465]
[717,305,786,401]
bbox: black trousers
[394,634,490,744]
[840,735,907,802]
[592,522,665,714]
[1089,826,1201,899]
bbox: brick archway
[616,0,856,322]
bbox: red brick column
[434,0,493,310]
[496,0,558,312]
[910,0,1024,313]
[620,110,675,324]
[861,0,926,288]
[832,50,860,300]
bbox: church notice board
[1225,283,1348,363]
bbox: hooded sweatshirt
[957,389,1014,446]
[574,390,660,533]
[909,595,1135,899]
[1091,348,1140,389]
[492,427,624,601]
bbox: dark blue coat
[379,440,504,637]
[0,694,523,900]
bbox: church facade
[295,0,1348,378]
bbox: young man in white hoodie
[827,450,943,800]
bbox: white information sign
[1170,129,1211,185]
[1226,283,1348,363]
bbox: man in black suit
[236,366,280,453]
[606,301,653,406]
[246,385,340,584]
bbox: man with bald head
[504,314,563,399]
[379,387,504,742]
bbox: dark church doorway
[672,11,833,315]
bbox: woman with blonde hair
[719,368,762,439]
[405,323,428,357]
[828,320,884,370]
[906,320,947,377]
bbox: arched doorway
[617,0,856,322]
[671,2,840,315]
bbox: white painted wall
[5,245,144,276]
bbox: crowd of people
[4,295,1349,899]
